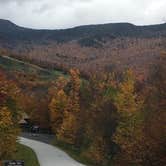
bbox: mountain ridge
[0,19,166,45]
[1,18,166,30]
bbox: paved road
[21,132,54,144]
[19,137,85,166]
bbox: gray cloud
[0,0,165,29]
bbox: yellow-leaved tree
[113,69,144,165]
[49,89,68,134]
[57,69,82,146]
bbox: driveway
[19,137,85,166]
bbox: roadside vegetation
[0,49,165,166]
[12,143,40,166]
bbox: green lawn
[12,143,40,166]
[53,139,93,166]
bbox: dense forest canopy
[0,50,165,165]
[0,20,165,166]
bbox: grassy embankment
[53,139,94,166]
[0,143,40,166]
[0,55,66,80]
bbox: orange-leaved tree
[0,72,21,159]
[0,107,19,159]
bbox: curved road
[19,137,85,166]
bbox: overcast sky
[0,0,166,29]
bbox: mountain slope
[0,54,65,80]
[0,19,166,79]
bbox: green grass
[12,143,40,166]
[53,139,94,166]
[53,139,114,166]
[0,55,66,80]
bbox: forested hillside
[0,49,165,165]
[1,19,166,79]
[0,20,165,166]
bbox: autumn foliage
[0,73,21,159]
[48,65,165,165]
[49,69,82,145]
[0,50,165,165]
